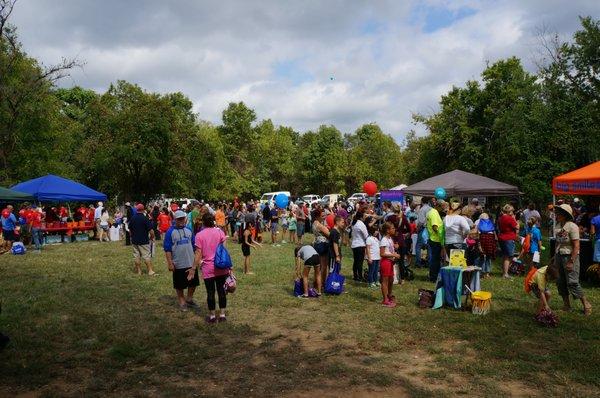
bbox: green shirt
[426,208,443,243]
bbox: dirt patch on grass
[287,386,410,397]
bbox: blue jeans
[428,239,442,281]
[478,255,492,273]
[368,260,380,284]
[415,227,429,266]
[31,227,42,250]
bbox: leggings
[352,246,366,280]
[204,275,228,311]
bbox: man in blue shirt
[1,205,18,252]
[128,204,157,276]
[164,210,198,311]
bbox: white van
[321,194,345,207]
[347,193,367,206]
[301,194,321,206]
[260,191,291,205]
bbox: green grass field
[1,234,599,397]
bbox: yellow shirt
[426,208,443,243]
[530,266,548,291]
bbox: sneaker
[205,316,217,324]
[502,274,513,280]
[298,294,309,299]
[375,282,381,287]
[369,283,376,288]
[186,299,199,308]
[386,300,397,308]
[178,304,188,312]
[218,316,227,323]
[382,299,391,307]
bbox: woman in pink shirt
[190,213,228,323]
[497,204,519,279]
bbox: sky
[10,0,600,142]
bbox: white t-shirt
[351,220,368,248]
[366,236,381,260]
[444,215,470,245]
[297,245,318,261]
[380,236,395,256]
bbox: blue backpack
[478,218,495,233]
[214,243,233,269]
[324,262,345,295]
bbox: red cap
[136,203,145,211]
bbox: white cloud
[10,0,600,141]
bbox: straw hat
[556,204,574,220]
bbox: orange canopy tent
[552,161,600,196]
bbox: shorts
[173,267,200,290]
[132,244,151,260]
[380,258,394,277]
[594,241,600,263]
[271,222,278,233]
[499,240,515,257]
[101,224,109,231]
[242,244,251,257]
[2,230,15,242]
[304,254,320,267]
[296,222,305,236]
[314,242,329,256]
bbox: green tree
[344,123,404,192]
[0,0,79,185]
[298,125,346,194]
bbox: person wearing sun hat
[444,199,471,256]
[554,203,592,315]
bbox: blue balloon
[434,187,446,200]
[275,193,289,209]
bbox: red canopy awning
[552,161,600,195]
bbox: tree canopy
[0,4,598,205]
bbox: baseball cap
[174,210,187,219]
[136,203,145,211]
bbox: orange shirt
[215,210,226,226]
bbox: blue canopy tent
[11,174,107,202]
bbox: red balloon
[325,214,335,229]
[363,181,378,197]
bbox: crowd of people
[0,193,596,325]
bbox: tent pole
[552,195,556,238]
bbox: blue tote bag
[324,262,345,295]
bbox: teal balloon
[434,187,446,200]
[275,193,289,209]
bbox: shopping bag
[293,278,304,297]
[324,262,345,295]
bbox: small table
[433,266,481,309]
